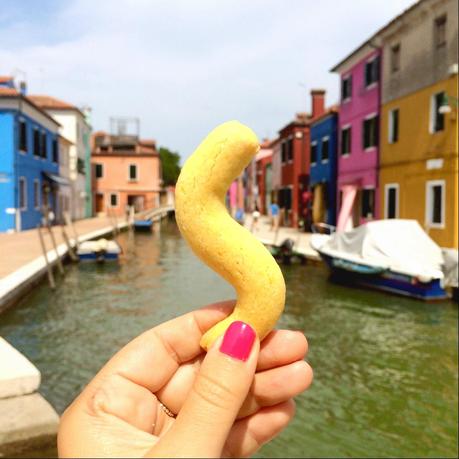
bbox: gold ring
[159,401,176,418]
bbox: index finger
[91,300,235,394]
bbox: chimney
[19,81,27,96]
[310,89,326,119]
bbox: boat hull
[134,220,153,231]
[320,252,449,301]
[78,252,119,262]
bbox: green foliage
[159,147,181,186]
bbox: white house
[28,95,92,220]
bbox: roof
[0,88,61,127]
[28,94,85,117]
[255,148,273,162]
[0,76,14,84]
[330,0,424,72]
[310,105,339,125]
[0,87,19,96]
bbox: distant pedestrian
[235,208,245,225]
[269,201,280,231]
[251,204,261,232]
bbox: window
[52,139,58,163]
[33,179,40,210]
[310,142,318,165]
[281,141,287,163]
[19,177,27,210]
[95,163,104,178]
[365,57,379,87]
[77,158,85,174]
[426,180,445,227]
[129,164,138,181]
[322,138,329,162]
[19,120,27,152]
[109,193,118,208]
[434,15,447,48]
[363,115,378,149]
[33,128,40,157]
[431,91,445,133]
[385,184,399,219]
[391,44,400,73]
[388,109,399,143]
[361,188,375,219]
[341,76,352,101]
[41,132,47,159]
[341,126,351,155]
[287,138,293,162]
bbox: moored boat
[77,238,121,262]
[311,220,456,301]
[134,219,153,231]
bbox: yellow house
[380,74,458,248]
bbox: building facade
[28,95,92,221]
[378,0,458,248]
[278,89,326,228]
[310,107,339,226]
[57,135,73,223]
[255,139,273,215]
[331,48,381,230]
[91,131,162,217]
[0,77,61,232]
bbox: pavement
[243,215,320,260]
[0,215,124,280]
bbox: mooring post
[37,225,56,290]
[61,225,78,262]
[64,212,79,249]
[47,222,64,275]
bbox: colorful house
[310,106,339,226]
[278,89,325,228]
[331,47,381,230]
[255,139,274,215]
[29,95,92,220]
[91,130,162,217]
[0,77,61,232]
[378,0,458,248]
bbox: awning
[42,172,70,186]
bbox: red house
[255,139,274,214]
[277,89,326,228]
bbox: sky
[0,0,418,162]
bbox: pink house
[331,46,381,230]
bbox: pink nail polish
[220,321,256,361]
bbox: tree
[159,147,181,186]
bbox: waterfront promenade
[243,215,320,261]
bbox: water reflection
[0,220,457,458]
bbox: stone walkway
[243,215,320,260]
[0,215,124,280]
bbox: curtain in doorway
[337,185,357,232]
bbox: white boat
[310,219,457,301]
[77,238,121,262]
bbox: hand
[58,301,312,457]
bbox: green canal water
[0,220,457,458]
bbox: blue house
[310,107,339,226]
[0,77,62,232]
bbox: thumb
[150,321,259,458]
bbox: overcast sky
[1,0,417,162]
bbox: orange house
[91,131,162,216]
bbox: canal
[0,220,457,458]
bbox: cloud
[0,0,417,161]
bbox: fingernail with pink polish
[220,321,256,361]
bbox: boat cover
[441,248,459,288]
[312,219,445,281]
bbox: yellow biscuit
[175,121,286,350]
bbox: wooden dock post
[47,223,64,275]
[61,225,78,262]
[37,225,56,290]
[64,212,79,249]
